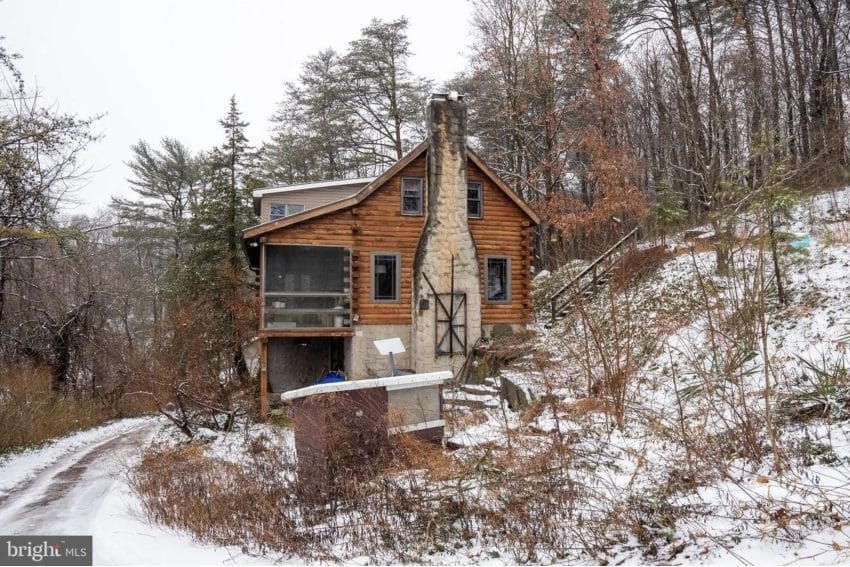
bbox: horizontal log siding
[261,154,533,327]
[468,162,534,324]
[264,155,427,325]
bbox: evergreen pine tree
[647,180,686,244]
[165,96,258,382]
[262,50,367,184]
[195,95,256,269]
[111,138,200,260]
[342,17,430,163]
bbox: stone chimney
[411,93,482,373]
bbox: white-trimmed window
[371,253,401,303]
[269,203,305,221]
[485,256,510,303]
[467,182,483,218]
[401,178,423,215]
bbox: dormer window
[467,182,482,218]
[401,178,423,215]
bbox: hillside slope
[39,187,850,566]
[445,186,850,564]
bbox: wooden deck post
[260,336,269,421]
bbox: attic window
[401,178,423,216]
[467,182,482,218]
[270,203,305,221]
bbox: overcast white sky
[0,0,473,216]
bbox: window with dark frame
[485,256,510,302]
[372,253,400,302]
[467,182,482,218]
[401,178,423,215]
[269,203,305,221]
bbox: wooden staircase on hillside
[546,226,640,326]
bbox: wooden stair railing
[547,226,640,325]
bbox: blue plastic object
[790,236,810,250]
[316,371,345,384]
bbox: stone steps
[444,397,498,410]
[443,378,501,412]
[457,383,497,397]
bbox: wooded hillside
[2,0,849,446]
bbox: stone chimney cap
[430,92,464,102]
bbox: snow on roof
[252,177,376,198]
[280,371,452,401]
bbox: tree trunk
[773,0,798,163]
[767,212,786,305]
[788,0,811,161]
[761,1,781,161]
[741,2,765,191]
[0,254,6,329]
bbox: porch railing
[548,226,639,324]
[263,292,351,329]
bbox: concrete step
[457,383,498,396]
[443,397,499,409]
[443,403,472,415]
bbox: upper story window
[485,256,510,303]
[372,253,400,303]
[270,203,305,221]
[467,182,483,218]
[401,178,423,215]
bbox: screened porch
[263,244,351,330]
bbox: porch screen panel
[264,245,350,329]
[265,245,346,293]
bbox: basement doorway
[268,336,346,393]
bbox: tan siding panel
[260,186,361,223]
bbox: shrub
[129,421,618,563]
[610,245,673,290]
[0,364,116,454]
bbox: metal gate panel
[434,292,466,356]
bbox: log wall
[467,161,534,324]
[262,152,533,326]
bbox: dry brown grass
[611,245,673,289]
[0,364,117,454]
[128,441,312,555]
[391,433,462,482]
[129,417,626,563]
[819,221,850,244]
[129,429,475,561]
[564,397,611,417]
[518,394,610,428]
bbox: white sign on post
[373,337,405,377]
[373,337,405,355]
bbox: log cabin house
[243,94,539,417]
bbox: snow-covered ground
[0,417,271,565]
[446,186,850,564]
[4,187,850,565]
